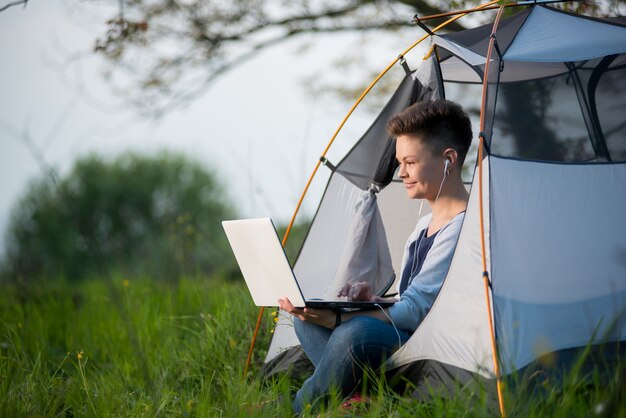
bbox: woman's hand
[337,281,375,301]
[278,297,336,329]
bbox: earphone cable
[375,303,402,348]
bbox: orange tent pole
[417,0,569,22]
[242,0,502,379]
[278,0,501,250]
[477,2,508,417]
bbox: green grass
[1,277,624,417]
[0,277,285,417]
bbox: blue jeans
[292,315,410,414]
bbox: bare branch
[83,0,621,116]
[86,0,426,116]
[0,0,28,13]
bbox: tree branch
[0,0,28,13]
[86,0,469,115]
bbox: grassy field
[1,277,624,417]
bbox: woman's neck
[427,176,468,231]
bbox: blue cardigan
[387,212,464,332]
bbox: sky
[0,0,427,257]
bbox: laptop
[222,218,396,310]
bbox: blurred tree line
[2,152,233,281]
[1,151,311,283]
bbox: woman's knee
[331,316,402,361]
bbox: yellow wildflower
[122,279,130,287]
[77,350,84,360]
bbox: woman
[279,99,473,414]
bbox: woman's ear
[443,148,458,172]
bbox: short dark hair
[387,99,473,164]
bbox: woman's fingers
[278,297,314,321]
[345,281,368,300]
[337,283,351,298]
[279,297,334,327]
[338,282,375,300]
[302,308,323,318]
[278,297,302,315]
[278,297,292,312]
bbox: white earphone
[443,158,450,176]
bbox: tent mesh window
[489,63,626,162]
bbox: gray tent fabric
[504,6,626,61]
[387,359,497,410]
[336,69,443,190]
[323,189,395,300]
[432,6,626,161]
[262,4,626,401]
[433,7,626,83]
[490,157,626,373]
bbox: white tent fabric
[266,313,300,363]
[437,56,483,83]
[490,157,626,373]
[431,36,487,66]
[293,175,364,298]
[323,189,395,300]
[388,160,494,377]
[415,54,444,102]
[265,175,364,362]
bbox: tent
[260,3,626,411]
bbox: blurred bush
[1,152,238,282]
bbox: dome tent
[259,3,626,413]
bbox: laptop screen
[222,218,307,307]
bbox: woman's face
[396,134,445,201]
